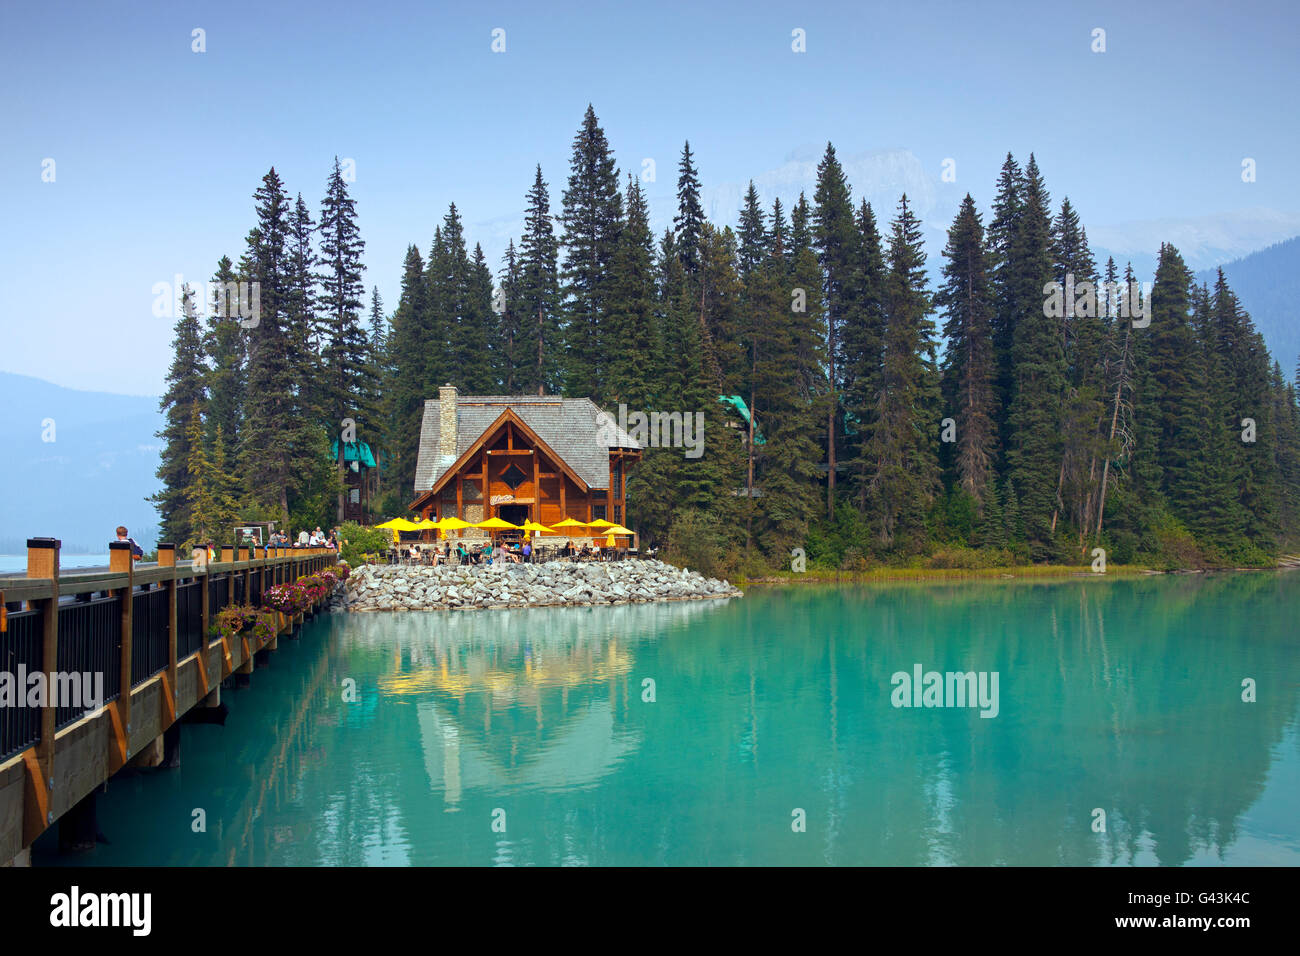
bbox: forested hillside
[152,107,1300,574]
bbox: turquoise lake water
[36,573,1300,866]
[0,554,111,574]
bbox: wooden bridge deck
[0,539,338,865]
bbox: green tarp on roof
[330,439,378,468]
[718,395,766,444]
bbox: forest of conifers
[153,105,1300,574]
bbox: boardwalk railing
[0,537,336,862]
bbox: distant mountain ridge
[0,372,162,551]
[1195,236,1300,382]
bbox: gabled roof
[413,395,640,495]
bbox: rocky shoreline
[333,559,742,612]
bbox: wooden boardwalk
[0,538,337,865]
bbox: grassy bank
[738,564,1155,586]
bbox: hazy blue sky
[3,0,1297,395]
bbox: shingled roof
[413,394,640,494]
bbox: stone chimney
[438,384,458,472]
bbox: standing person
[115,526,144,561]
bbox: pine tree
[496,240,526,392]
[1210,270,1277,552]
[459,243,498,392]
[203,255,245,453]
[241,167,314,521]
[604,175,657,408]
[368,287,387,356]
[1004,154,1064,558]
[841,199,888,510]
[185,407,240,549]
[317,156,370,432]
[936,194,997,504]
[151,285,207,544]
[519,165,562,394]
[987,152,1024,462]
[1143,244,1206,521]
[864,195,941,551]
[560,105,623,398]
[285,192,321,423]
[737,181,767,285]
[385,244,429,497]
[674,141,705,278]
[813,143,860,519]
[749,196,825,559]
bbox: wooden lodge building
[408,386,642,535]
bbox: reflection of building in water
[417,696,640,809]
[322,601,729,809]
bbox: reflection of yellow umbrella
[551,517,589,529]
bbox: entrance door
[499,504,529,526]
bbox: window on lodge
[592,504,607,521]
[501,462,528,489]
[612,460,623,498]
[614,504,622,524]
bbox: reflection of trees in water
[153,579,1295,866]
[577,574,1298,865]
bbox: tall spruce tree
[151,285,207,544]
[317,156,370,433]
[496,240,526,392]
[604,175,657,407]
[813,143,860,519]
[841,199,888,510]
[385,244,429,497]
[936,194,998,505]
[241,167,317,521]
[864,195,940,551]
[204,255,245,453]
[1004,154,1064,558]
[674,141,705,278]
[519,165,562,394]
[560,105,623,398]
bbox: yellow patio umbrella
[434,516,473,530]
[586,518,618,529]
[373,518,407,530]
[520,520,552,540]
[550,517,589,529]
[474,517,521,531]
[433,516,472,539]
[602,525,634,536]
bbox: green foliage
[337,520,391,565]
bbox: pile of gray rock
[334,559,741,612]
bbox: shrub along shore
[336,559,741,612]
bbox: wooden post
[221,546,234,606]
[158,544,178,727]
[24,538,59,842]
[109,541,134,769]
